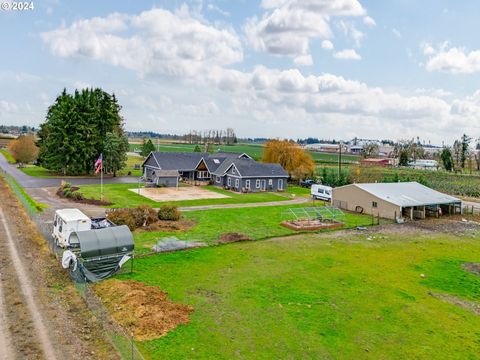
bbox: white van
[311,184,332,202]
[52,209,91,248]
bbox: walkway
[179,196,311,211]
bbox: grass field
[117,231,480,359]
[18,155,143,178]
[78,184,307,208]
[129,141,359,164]
[20,164,57,177]
[0,149,15,164]
[320,163,480,198]
[133,204,373,250]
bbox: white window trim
[228,177,232,186]
[216,176,221,183]
[278,179,283,190]
[268,179,273,185]
[245,180,251,189]
[256,179,261,188]
[235,178,240,188]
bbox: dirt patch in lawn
[462,262,480,276]
[94,279,193,341]
[430,292,480,316]
[130,186,229,202]
[217,232,252,244]
[139,218,196,232]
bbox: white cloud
[207,4,230,17]
[392,28,401,39]
[41,7,243,78]
[0,100,18,113]
[293,54,313,66]
[422,43,480,74]
[244,0,368,64]
[337,20,364,47]
[333,49,361,60]
[363,16,376,27]
[39,8,480,143]
[321,40,334,50]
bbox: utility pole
[338,141,342,177]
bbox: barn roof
[339,182,461,207]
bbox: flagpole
[101,156,104,201]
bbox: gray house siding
[156,176,178,187]
[213,175,287,193]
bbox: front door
[261,180,266,191]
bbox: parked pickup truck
[299,179,317,188]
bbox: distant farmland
[129,141,359,164]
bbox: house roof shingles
[145,151,288,178]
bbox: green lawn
[133,204,373,250]
[0,149,15,164]
[78,184,298,208]
[20,164,57,177]
[116,232,480,359]
[19,155,143,178]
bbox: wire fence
[0,169,146,360]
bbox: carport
[333,182,462,221]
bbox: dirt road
[0,177,119,359]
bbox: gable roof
[338,182,461,207]
[143,151,288,178]
[144,152,208,171]
[213,158,288,177]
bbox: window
[372,201,378,208]
[213,159,220,164]
[268,179,273,185]
[256,179,261,188]
[227,177,232,186]
[198,171,210,179]
[278,179,284,190]
[232,167,236,175]
[216,176,221,183]
[235,179,240,188]
[245,180,251,189]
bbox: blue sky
[1,0,480,144]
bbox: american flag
[95,153,103,174]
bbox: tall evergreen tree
[103,131,129,177]
[141,139,156,157]
[440,148,454,171]
[37,88,125,175]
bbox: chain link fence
[0,169,145,360]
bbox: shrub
[158,205,181,221]
[107,205,158,231]
[107,209,137,231]
[71,191,85,201]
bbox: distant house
[142,152,288,192]
[360,158,395,167]
[407,159,438,170]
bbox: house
[360,158,396,167]
[332,182,462,220]
[407,159,438,170]
[142,151,288,192]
